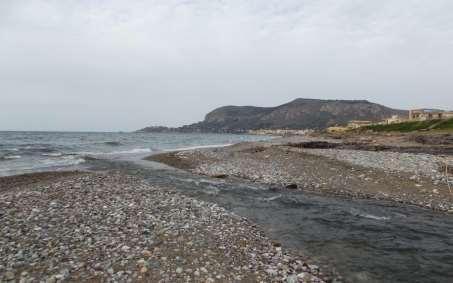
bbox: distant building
[347,120,373,129]
[409,109,453,121]
[384,115,407,125]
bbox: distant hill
[138,98,408,133]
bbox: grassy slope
[434,118,453,130]
[364,118,453,132]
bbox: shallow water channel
[88,158,453,283]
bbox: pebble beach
[150,136,453,212]
[0,172,325,283]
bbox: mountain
[138,98,408,133]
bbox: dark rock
[287,141,339,149]
[213,174,228,179]
[285,184,298,190]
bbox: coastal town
[335,108,453,132]
[247,108,453,136]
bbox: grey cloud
[1,0,452,131]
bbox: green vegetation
[434,118,453,130]
[363,118,453,132]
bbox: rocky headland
[138,98,406,133]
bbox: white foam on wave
[359,214,391,221]
[165,143,233,152]
[24,145,48,150]
[350,208,390,221]
[0,155,86,176]
[2,155,21,160]
[41,156,86,166]
[261,195,283,202]
[77,148,152,156]
[41,152,63,157]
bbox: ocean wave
[164,143,233,152]
[43,155,85,165]
[0,155,22,160]
[23,145,51,150]
[78,148,152,156]
[21,144,63,154]
[104,141,123,146]
[0,156,86,176]
[111,148,152,154]
[41,152,64,157]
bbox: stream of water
[88,158,453,283]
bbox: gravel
[294,148,452,184]
[0,172,324,282]
[165,142,453,212]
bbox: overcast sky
[1,0,453,131]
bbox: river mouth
[86,158,453,283]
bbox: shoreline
[0,171,327,283]
[2,132,453,282]
[147,135,453,213]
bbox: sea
[0,131,267,177]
